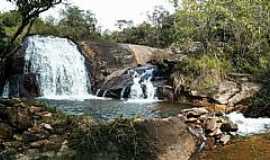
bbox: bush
[174,55,232,90]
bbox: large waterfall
[23,35,91,99]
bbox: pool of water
[39,98,191,121]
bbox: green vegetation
[70,118,155,160]
[0,0,63,59]
[31,6,101,41]
[0,0,270,104]
[175,55,232,90]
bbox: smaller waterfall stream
[1,82,9,98]
[130,72,144,99]
[128,68,157,102]
[143,77,155,99]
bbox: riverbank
[1,98,270,160]
[0,98,199,160]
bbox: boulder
[181,108,209,118]
[87,117,199,160]
[97,64,169,99]
[191,80,261,107]
[0,105,33,131]
[80,41,177,90]
[0,123,13,139]
[138,117,199,160]
[9,107,33,131]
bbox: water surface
[40,99,191,121]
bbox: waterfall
[96,89,101,96]
[120,86,128,99]
[129,68,157,101]
[102,90,108,97]
[1,81,9,98]
[23,35,91,99]
[143,77,156,99]
[130,73,144,99]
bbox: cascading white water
[143,77,156,99]
[227,112,270,135]
[23,35,91,99]
[96,89,101,96]
[130,73,144,99]
[129,69,157,101]
[1,81,9,98]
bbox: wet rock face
[1,44,41,98]
[80,41,175,90]
[96,64,170,99]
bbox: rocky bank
[0,98,201,160]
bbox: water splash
[227,112,270,135]
[23,35,91,99]
[102,90,108,97]
[130,72,144,99]
[143,77,156,99]
[96,89,101,96]
[1,81,9,98]
[128,68,157,102]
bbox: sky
[0,0,174,31]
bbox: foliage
[0,0,63,58]
[70,118,156,160]
[111,6,176,48]
[0,23,8,53]
[30,5,101,41]
[175,55,232,89]
[173,0,270,74]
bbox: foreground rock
[0,98,76,160]
[0,98,199,160]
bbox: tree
[0,23,8,53]
[173,0,270,73]
[58,5,100,40]
[115,19,133,30]
[2,0,63,58]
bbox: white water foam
[23,35,92,100]
[1,81,9,98]
[227,112,270,135]
[129,68,158,102]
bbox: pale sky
[0,0,174,30]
